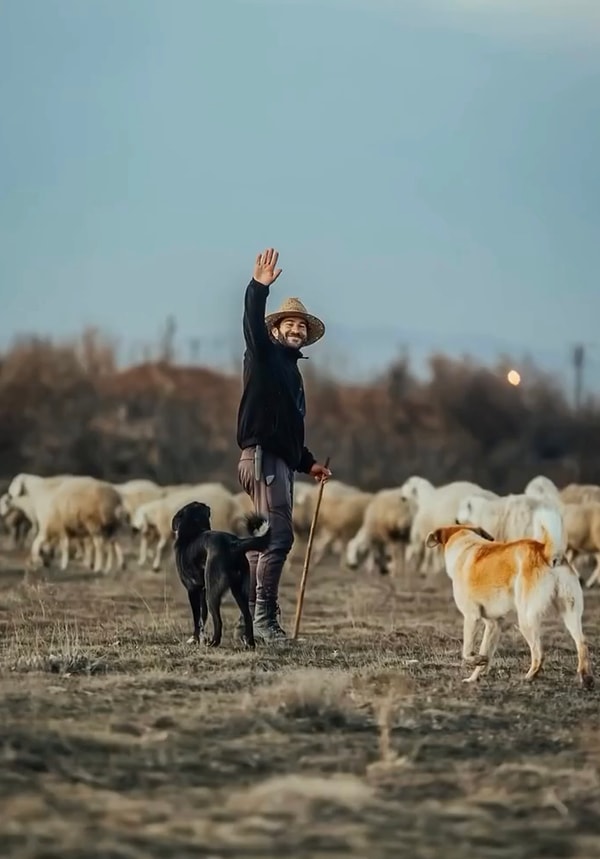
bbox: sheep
[285,479,368,568]
[524,476,600,571]
[345,488,413,576]
[232,490,255,535]
[308,487,375,568]
[22,476,127,572]
[112,479,165,525]
[561,483,600,505]
[133,482,237,571]
[456,492,558,543]
[524,475,562,503]
[562,502,600,588]
[292,479,356,535]
[525,475,600,507]
[399,476,498,575]
[7,473,93,565]
[8,472,75,499]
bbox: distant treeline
[1,328,598,494]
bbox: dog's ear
[426,529,441,549]
[474,526,495,542]
[171,509,183,533]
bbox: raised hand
[253,248,283,286]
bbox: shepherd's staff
[292,456,331,640]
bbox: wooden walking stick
[292,456,330,640]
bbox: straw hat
[265,297,325,347]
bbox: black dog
[171,500,271,648]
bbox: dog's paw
[186,634,201,645]
[580,672,595,690]
[205,637,220,648]
[463,654,488,667]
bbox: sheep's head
[524,475,559,501]
[455,497,475,525]
[7,474,26,498]
[400,476,430,504]
[0,493,13,517]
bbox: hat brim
[265,310,325,346]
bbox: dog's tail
[533,504,566,567]
[234,513,271,554]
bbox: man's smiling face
[272,316,308,349]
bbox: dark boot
[253,598,287,642]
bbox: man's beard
[281,333,306,349]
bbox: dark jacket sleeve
[243,279,272,358]
[297,446,316,474]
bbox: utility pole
[189,337,201,364]
[572,343,585,411]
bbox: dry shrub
[1,331,599,491]
[244,667,365,726]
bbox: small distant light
[507,369,521,386]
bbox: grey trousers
[238,447,294,605]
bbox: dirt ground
[1,536,600,859]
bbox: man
[237,247,331,642]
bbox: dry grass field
[1,535,600,859]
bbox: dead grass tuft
[225,772,375,818]
[244,667,366,726]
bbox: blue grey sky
[1,0,599,389]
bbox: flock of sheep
[1,471,600,588]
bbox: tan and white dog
[426,506,594,688]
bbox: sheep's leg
[138,533,150,566]
[586,554,600,588]
[59,535,70,570]
[311,531,333,567]
[91,536,104,573]
[30,532,46,568]
[103,540,114,575]
[83,539,94,569]
[384,540,398,579]
[398,543,408,577]
[152,535,169,571]
[365,551,376,576]
[406,541,423,576]
[113,540,125,571]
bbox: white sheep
[306,486,375,568]
[524,476,600,570]
[561,483,600,504]
[133,482,236,571]
[563,502,600,588]
[22,476,127,572]
[112,479,164,524]
[400,476,498,575]
[524,475,562,503]
[346,487,413,576]
[456,492,558,543]
[525,475,600,507]
[8,472,75,499]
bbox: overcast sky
[1,0,599,385]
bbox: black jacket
[236,279,316,474]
